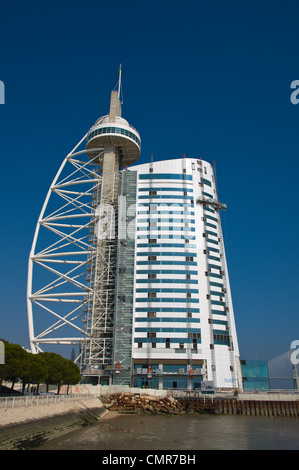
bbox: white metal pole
[118,64,122,100]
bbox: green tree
[0,341,9,392]
[0,342,28,394]
[18,350,32,395]
[0,342,81,396]
[24,353,49,395]
[62,359,81,394]
[30,353,48,394]
[41,352,65,394]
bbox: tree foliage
[0,341,81,395]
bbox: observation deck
[86,112,141,167]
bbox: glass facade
[241,360,270,390]
[113,171,137,385]
[87,125,141,148]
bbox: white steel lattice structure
[27,73,141,381]
[27,137,102,356]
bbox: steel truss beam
[27,134,109,362]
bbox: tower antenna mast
[118,64,122,100]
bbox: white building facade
[123,158,242,391]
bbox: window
[148,292,156,298]
[202,178,212,187]
[148,311,157,317]
[139,173,192,180]
[148,332,156,338]
[138,343,143,348]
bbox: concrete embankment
[0,395,106,450]
[1,388,299,450]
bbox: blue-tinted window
[136,279,198,284]
[138,195,194,200]
[137,252,197,257]
[137,261,197,266]
[135,307,200,313]
[139,187,193,192]
[137,226,195,232]
[136,287,198,293]
[135,298,199,303]
[135,317,201,323]
[139,173,192,181]
[201,178,212,187]
[136,269,198,275]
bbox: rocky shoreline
[102,392,184,415]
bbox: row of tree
[0,341,81,395]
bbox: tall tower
[81,86,141,380]
[27,70,141,386]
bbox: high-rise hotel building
[115,158,242,390]
[27,77,242,391]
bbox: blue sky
[0,0,298,362]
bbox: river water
[35,412,299,450]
